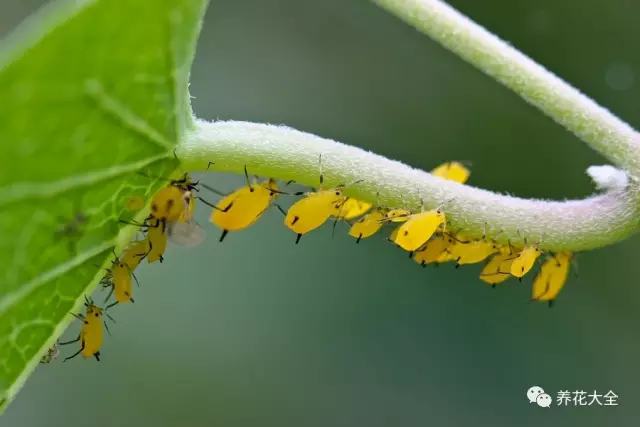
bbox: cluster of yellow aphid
[55,161,573,363]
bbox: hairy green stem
[179,120,640,252]
[371,0,640,175]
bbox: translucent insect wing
[168,221,206,247]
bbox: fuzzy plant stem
[179,1,640,253]
[371,0,640,173]
[179,120,640,252]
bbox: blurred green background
[2,0,640,425]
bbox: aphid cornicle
[391,208,446,252]
[431,161,470,184]
[59,298,109,362]
[348,209,386,243]
[211,170,281,242]
[531,252,572,305]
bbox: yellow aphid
[348,210,386,243]
[480,252,516,285]
[532,252,572,305]
[431,161,470,184]
[121,239,150,270]
[285,189,346,243]
[212,179,280,241]
[413,234,455,266]
[384,208,411,222]
[59,299,106,361]
[510,246,542,278]
[149,174,197,223]
[391,209,446,252]
[104,261,134,307]
[336,198,372,220]
[447,239,498,266]
[147,219,168,263]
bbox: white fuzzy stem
[178,120,640,252]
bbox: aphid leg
[548,300,555,308]
[93,351,101,362]
[206,161,215,170]
[132,272,141,288]
[219,230,229,242]
[295,234,302,244]
[105,312,116,324]
[106,301,119,310]
[119,219,151,230]
[331,218,339,238]
[274,204,287,217]
[58,335,80,346]
[103,285,114,304]
[104,321,112,336]
[356,233,362,244]
[63,343,84,362]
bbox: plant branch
[179,120,640,252]
[372,0,640,175]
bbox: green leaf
[0,0,208,411]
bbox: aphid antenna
[196,195,229,211]
[70,312,84,321]
[199,182,227,197]
[206,160,215,171]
